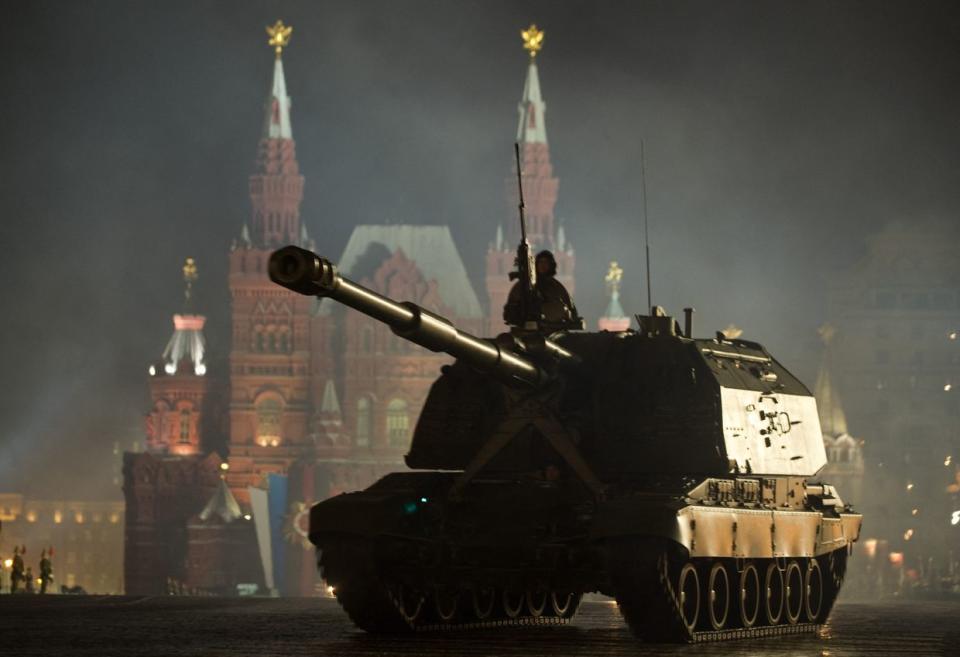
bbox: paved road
[0,596,955,656]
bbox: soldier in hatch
[503,250,580,330]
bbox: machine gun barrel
[269,245,546,386]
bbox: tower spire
[517,24,547,145]
[263,20,293,139]
[598,261,630,331]
[815,323,849,437]
[182,257,198,311]
[247,19,304,247]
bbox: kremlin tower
[145,258,209,456]
[225,22,315,506]
[127,21,581,596]
[486,25,575,334]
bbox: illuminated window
[179,409,191,443]
[355,397,372,447]
[256,398,282,445]
[386,398,410,447]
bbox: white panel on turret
[720,387,828,477]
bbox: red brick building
[125,28,575,595]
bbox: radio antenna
[641,139,652,312]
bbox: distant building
[126,25,579,595]
[826,221,960,561]
[0,493,123,593]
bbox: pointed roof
[814,357,849,437]
[198,478,243,523]
[160,314,207,376]
[603,290,627,320]
[320,380,341,414]
[516,60,548,144]
[318,225,483,318]
[814,325,849,437]
[263,56,292,140]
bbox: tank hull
[310,471,861,642]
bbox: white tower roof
[263,56,293,139]
[516,60,548,145]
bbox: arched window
[179,409,191,444]
[256,398,282,446]
[386,398,410,447]
[355,397,371,447]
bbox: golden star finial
[521,24,544,59]
[605,261,624,295]
[266,20,293,59]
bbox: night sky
[1,1,959,497]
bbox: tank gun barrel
[269,245,545,386]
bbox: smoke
[1,0,959,499]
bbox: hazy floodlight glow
[326,585,335,596]
[148,365,156,376]
[243,514,252,521]
[164,362,176,375]
[951,511,960,526]
[3,559,11,569]
[912,508,919,516]
[196,363,207,376]
[945,383,953,392]
[906,482,914,491]
[220,462,229,471]
[946,456,953,467]
[950,331,958,341]
[903,529,914,541]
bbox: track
[319,535,847,643]
[611,537,847,642]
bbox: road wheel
[502,590,525,619]
[784,561,803,625]
[471,586,496,621]
[805,559,824,622]
[738,562,761,628]
[764,562,784,625]
[433,586,459,623]
[705,562,730,630]
[678,562,700,634]
[549,591,580,618]
[527,590,547,617]
[396,583,425,623]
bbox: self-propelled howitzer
[269,245,862,643]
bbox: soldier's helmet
[535,250,557,277]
